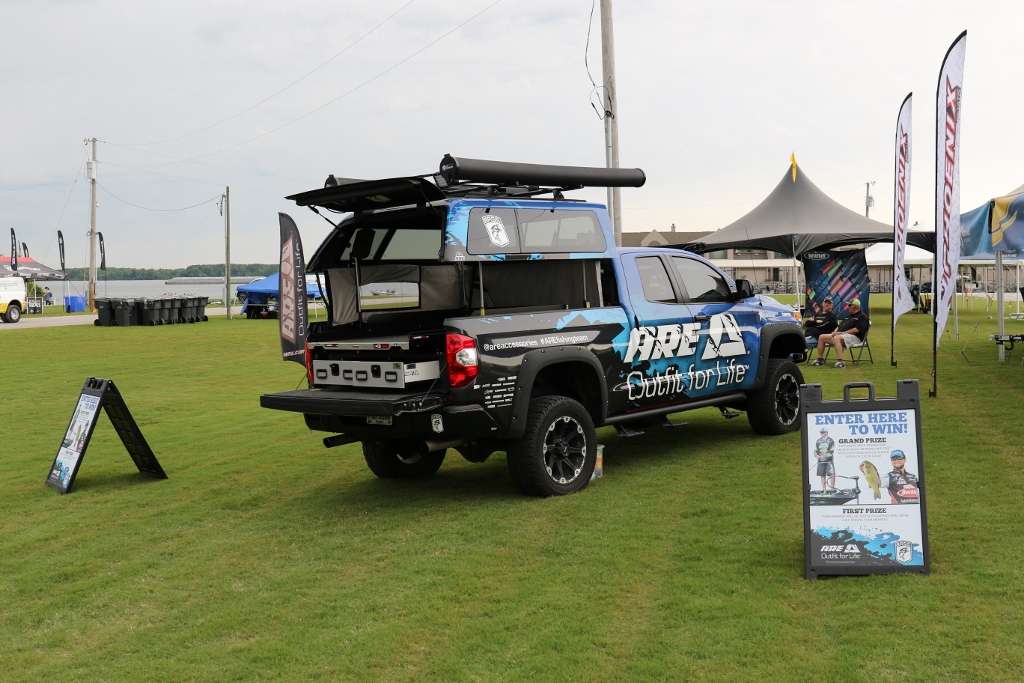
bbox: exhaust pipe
[424,438,465,453]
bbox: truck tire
[362,441,446,479]
[507,396,596,497]
[746,359,803,435]
[4,304,21,323]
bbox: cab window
[671,257,731,303]
[636,257,676,303]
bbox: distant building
[620,227,797,289]
[620,224,709,248]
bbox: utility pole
[86,137,98,310]
[864,180,875,218]
[221,186,231,319]
[600,0,622,246]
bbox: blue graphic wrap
[815,527,925,567]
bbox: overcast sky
[3,0,1022,268]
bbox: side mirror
[734,279,755,300]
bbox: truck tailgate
[260,388,444,416]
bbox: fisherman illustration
[860,460,882,500]
[480,213,512,248]
[815,428,836,491]
[887,449,920,504]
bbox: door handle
[694,314,711,322]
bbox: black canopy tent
[0,255,67,281]
[685,160,935,257]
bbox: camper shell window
[309,206,446,269]
[466,208,606,256]
[467,208,520,255]
[516,208,605,253]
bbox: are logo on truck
[625,313,747,362]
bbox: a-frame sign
[46,378,167,494]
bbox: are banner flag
[9,228,17,271]
[278,213,309,365]
[933,31,966,349]
[98,232,106,270]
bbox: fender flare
[755,322,807,386]
[506,346,608,438]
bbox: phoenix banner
[278,213,309,365]
[891,93,913,364]
[933,31,966,349]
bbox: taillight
[445,332,478,388]
[304,342,313,385]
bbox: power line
[136,0,504,168]
[101,160,225,187]
[97,182,222,212]
[53,161,85,231]
[584,0,606,120]
[107,0,420,148]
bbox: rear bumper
[260,388,444,416]
[259,388,499,440]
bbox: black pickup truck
[261,156,806,496]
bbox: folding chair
[822,320,873,364]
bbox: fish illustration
[860,460,881,500]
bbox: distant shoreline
[62,263,276,281]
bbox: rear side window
[636,257,676,303]
[517,208,606,253]
[341,228,441,261]
[671,257,731,303]
[468,209,520,254]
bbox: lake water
[53,280,246,302]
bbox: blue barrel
[64,295,86,313]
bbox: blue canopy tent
[237,273,321,319]
[960,184,1024,360]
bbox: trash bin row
[94,297,209,327]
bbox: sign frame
[800,380,930,579]
[46,377,167,494]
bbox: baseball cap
[850,298,861,308]
[890,449,906,460]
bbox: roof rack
[434,176,583,201]
[438,154,645,192]
[287,155,646,213]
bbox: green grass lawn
[2,300,1022,680]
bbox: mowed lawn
[1,299,1022,681]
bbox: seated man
[803,298,837,346]
[811,298,868,368]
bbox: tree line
[62,263,278,281]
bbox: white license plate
[366,416,393,426]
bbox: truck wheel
[4,304,21,323]
[508,396,596,497]
[746,359,803,435]
[362,441,446,479]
